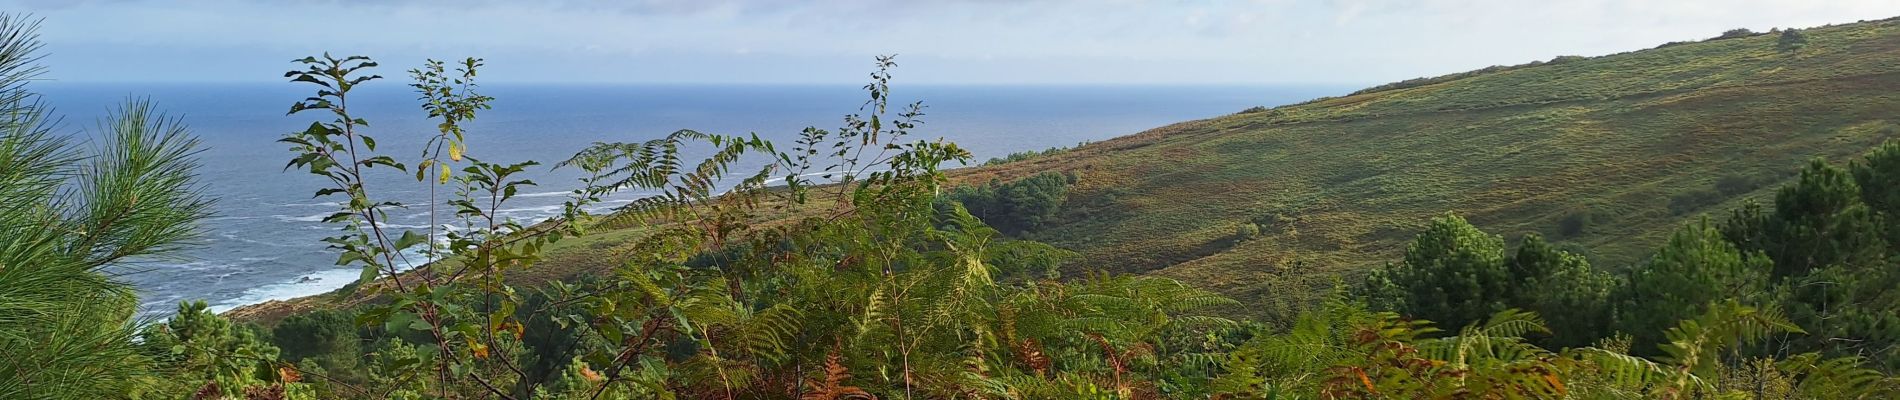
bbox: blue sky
[15,0,1900,84]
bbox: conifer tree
[1508,234,1614,347]
[1368,213,1512,329]
[0,14,215,398]
[1613,220,1771,352]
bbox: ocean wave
[167,261,236,271]
[495,204,564,220]
[513,190,574,198]
[272,213,331,223]
[219,232,306,248]
[206,245,439,315]
[759,169,889,186]
[207,268,363,314]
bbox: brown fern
[242,385,287,400]
[191,382,220,400]
[1015,338,1053,376]
[802,352,876,400]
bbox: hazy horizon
[13,0,1900,85]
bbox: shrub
[1547,55,1587,64]
[272,309,363,378]
[1234,222,1262,241]
[1668,188,1725,215]
[1715,173,1761,196]
[1247,212,1297,236]
[980,142,1086,166]
[1715,28,1756,40]
[942,171,1073,234]
[1558,210,1593,237]
[1779,29,1809,51]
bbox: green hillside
[228,18,1900,324]
[956,19,1900,315]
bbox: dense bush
[1363,215,1614,345]
[1668,188,1725,215]
[271,309,364,379]
[942,171,1075,234]
[980,142,1085,166]
[1716,28,1758,40]
[1715,173,1764,196]
[1233,222,1262,241]
[1612,219,1772,352]
[1362,144,1900,368]
[1780,28,1810,51]
[1558,209,1594,237]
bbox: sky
[12,0,1900,85]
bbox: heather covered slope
[963,18,1900,316]
[232,19,1900,324]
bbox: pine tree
[1508,234,1614,347]
[0,14,214,398]
[1850,139,1900,248]
[1374,213,1512,329]
[1613,219,1772,352]
[1765,159,1885,279]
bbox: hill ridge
[955,17,1900,318]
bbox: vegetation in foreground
[5,13,1900,400]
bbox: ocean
[34,82,1347,316]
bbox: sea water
[34,82,1347,316]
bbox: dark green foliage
[943,171,1074,234]
[1365,219,1613,347]
[1363,214,1511,329]
[1780,28,1810,51]
[1234,222,1263,241]
[1548,55,1587,64]
[139,301,290,398]
[1558,209,1594,237]
[981,143,1084,166]
[271,309,362,375]
[512,289,594,397]
[1764,159,1884,279]
[1701,145,1900,370]
[1347,59,1576,96]
[1249,212,1293,234]
[1669,188,1725,215]
[0,13,220,398]
[1715,173,1764,196]
[1784,266,1900,370]
[1507,234,1613,347]
[1612,219,1771,353]
[1717,28,1757,40]
[1850,140,1900,245]
[1720,200,1772,254]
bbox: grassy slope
[960,19,1900,319]
[232,18,1900,324]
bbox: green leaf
[386,311,419,333]
[395,231,427,251]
